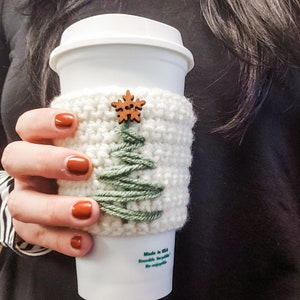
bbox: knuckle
[56,234,67,254]
[12,220,33,245]
[15,112,27,138]
[45,199,60,225]
[36,226,48,248]
[7,191,20,219]
[1,142,16,172]
[38,228,64,254]
[12,219,22,235]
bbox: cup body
[50,13,194,300]
[51,44,188,95]
[77,232,175,300]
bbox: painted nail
[55,113,74,128]
[72,201,92,220]
[71,236,82,250]
[66,155,89,175]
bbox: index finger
[16,108,78,142]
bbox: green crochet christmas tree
[93,90,164,222]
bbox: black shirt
[1,0,300,299]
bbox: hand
[1,108,100,257]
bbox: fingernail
[72,201,92,220]
[55,113,74,128]
[66,155,89,175]
[71,236,82,250]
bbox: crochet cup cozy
[51,87,195,236]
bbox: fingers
[8,188,100,227]
[2,141,93,180]
[16,108,78,142]
[13,221,93,257]
[9,187,100,257]
[2,107,101,257]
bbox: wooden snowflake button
[112,90,146,124]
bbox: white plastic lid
[50,14,194,72]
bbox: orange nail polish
[71,236,82,250]
[55,113,74,128]
[66,155,89,175]
[72,201,92,219]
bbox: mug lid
[49,14,194,72]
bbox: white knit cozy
[51,87,195,236]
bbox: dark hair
[200,0,300,140]
[22,0,92,106]
[24,0,300,139]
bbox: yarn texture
[51,87,195,236]
[94,120,164,222]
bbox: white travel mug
[49,14,194,300]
